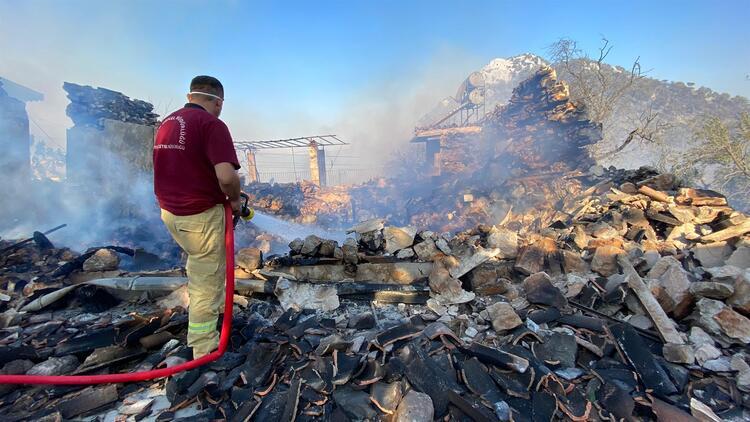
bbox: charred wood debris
[2,171,749,421]
[241,68,604,234]
[0,69,749,421]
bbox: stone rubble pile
[63,82,158,128]
[241,67,605,234]
[240,167,750,420]
[1,166,750,420]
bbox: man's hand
[230,197,242,215]
[215,163,241,212]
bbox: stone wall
[64,83,157,186]
[66,119,155,188]
[63,82,157,128]
[0,81,30,185]
[483,66,602,175]
[64,83,158,220]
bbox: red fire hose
[0,204,235,385]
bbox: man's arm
[215,162,241,212]
[205,119,241,211]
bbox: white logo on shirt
[156,115,188,151]
[176,116,187,145]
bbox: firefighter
[153,75,241,358]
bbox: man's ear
[186,93,192,102]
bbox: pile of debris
[1,167,750,420]
[251,167,750,420]
[244,181,353,227]
[482,66,601,175]
[63,82,159,128]
[244,183,306,217]
[241,67,604,233]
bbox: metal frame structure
[234,135,347,151]
[458,101,486,126]
[234,135,349,186]
[410,73,489,177]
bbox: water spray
[231,193,346,253]
[249,210,346,243]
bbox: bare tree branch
[548,37,657,157]
[607,106,670,155]
[548,37,644,124]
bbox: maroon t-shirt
[154,103,240,216]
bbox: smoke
[251,211,345,244]
[0,133,172,258]
[320,48,483,169]
[1,34,484,256]
[0,82,170,259]
[24,80,73,153]
[218,48,484,177]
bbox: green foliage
[691,113,750,208]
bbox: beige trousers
[161,204,226,359]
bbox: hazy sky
[1,0,749,169]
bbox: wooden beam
[618,255,684,345]
[700,219,750,243]
[412,126,482,140]
[638,185,670,203]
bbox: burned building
[2,165,750,421]
[482,66,601,176]
[0,77,43,187]
[411,71,487,178]
[413,66,600,180]
[64,82,158,191]
[243,67,604,232]
[2,66,750,421]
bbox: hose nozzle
[233,193,254,227]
